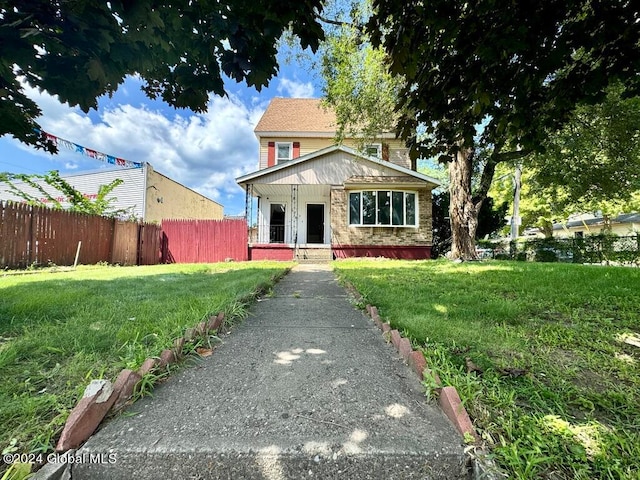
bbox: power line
[0,160,42,174]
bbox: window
[349,190,417,227]
[364,143,381,158]
[276,142,292,163]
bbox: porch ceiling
[249,184,331,198]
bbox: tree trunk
[448,149,480,260]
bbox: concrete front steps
[295,246,333,263]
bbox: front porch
[245,183,332,261]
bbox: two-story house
[236,98,440,261]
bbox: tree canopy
[0,0,325,151]
[369,0,640,160]
[364,0,640,259]
[531,84,640,208]
[490,85,640,236]
[319,1,403,147]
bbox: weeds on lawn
[132,372,167,402]
[335,259,640,479]
[0,261,292,467]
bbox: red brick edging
[55,311,227,452]
[366,303,480,444]
[55,274,478,456]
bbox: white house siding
[254,151,413,186]
[0,166,146,219]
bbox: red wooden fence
[1,202,248,269]
[1,202,115,268]
[138,223,162,265]
[0,201,160,269]
[161,219,248,263]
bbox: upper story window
[348,190,417,227]
[364,143,382,159]
[276,142,293,163]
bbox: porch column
[290,184,298,245]
[245,183,253,244]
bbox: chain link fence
[477,233,640,266]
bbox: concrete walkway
[76,265,466,479]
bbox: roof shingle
[254,98,337,134]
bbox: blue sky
[0,50,321,216]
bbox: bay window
[349,190,417,227]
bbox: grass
[334,259,640,480]
[0,261,292,463]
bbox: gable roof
[254,98,337,135]
[236,145,441,187]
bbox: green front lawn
[0,262,292,464]
[334,259,640,480]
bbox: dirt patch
[547,348,581,368]
[571,368,609,394]
[546,349,609,393]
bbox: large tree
[369,0,640,259]
[0,0,325,151]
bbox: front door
[306,204,324,244]
[269,203,285,243]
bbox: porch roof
[236,145,441,187]
[344,175,428,189]
[248,183,330,198]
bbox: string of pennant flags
[39,130,144,169]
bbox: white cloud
[21,81,265,214]
[64,162,78,170]
[277,78,315,98]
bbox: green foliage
[490,86,640,235]
[0,0,326,150]
[1,170,127,217]
[474,234,640,266]
[335,259,640,479]
[0,462,31,480]
[491,163,562,237]
[524,234,640,266]
[491,164,640,238]
[366,0,640,258]
[320,1,404,147]
[370,1,640,160]
[132,372,165,402]
[417,159,448,189]
[532,85,640,204]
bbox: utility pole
[510,164,522,256]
